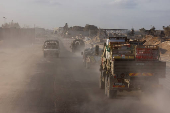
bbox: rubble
[142,35,170,55]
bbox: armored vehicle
[43,40,60,57]
[70,39,85,53]
[82,45,102,69]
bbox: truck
[82,45,102,69]
[43,40,60,58]
[70,39,85,53]
[99,37,166,98]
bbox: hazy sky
[0,0,170,30]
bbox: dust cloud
[76,89,170,113]
[0,32,170,113]
[63,38,170,113]
[0,29,43,112]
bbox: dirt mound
[159,41,170,55]
[142,35,170,55]
[142,35,161,45]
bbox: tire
[99,70,105,89]
[105,76,117,98]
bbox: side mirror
[81,52,84,55]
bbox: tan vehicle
[43,40,60,58]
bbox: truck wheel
[99,70,105,89]
[106,76,117,98]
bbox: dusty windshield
[44,43,59,49]
[0,0,170,113]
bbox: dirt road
[0,37,169,113]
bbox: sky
[0,0,170,30]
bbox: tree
[163,26,170,37]
[2,23,10,28]
[149,26,156,36]
[128,28,135,36]
[2,22,20,28]
[69,27,73,30]
[139,28,146,36]
[12,23,20,28]
[139,28,146,33]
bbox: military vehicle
[43,40,60,57]
[82,45,102,69]
[70,39,85,53]
[99,37,166,98]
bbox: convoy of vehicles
[43,34,166,99]
[43,40,60,58]
[99,37,166,98]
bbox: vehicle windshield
[44,42,59,49]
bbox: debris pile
[142,35,170,55]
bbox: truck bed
[112,61,166,78]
